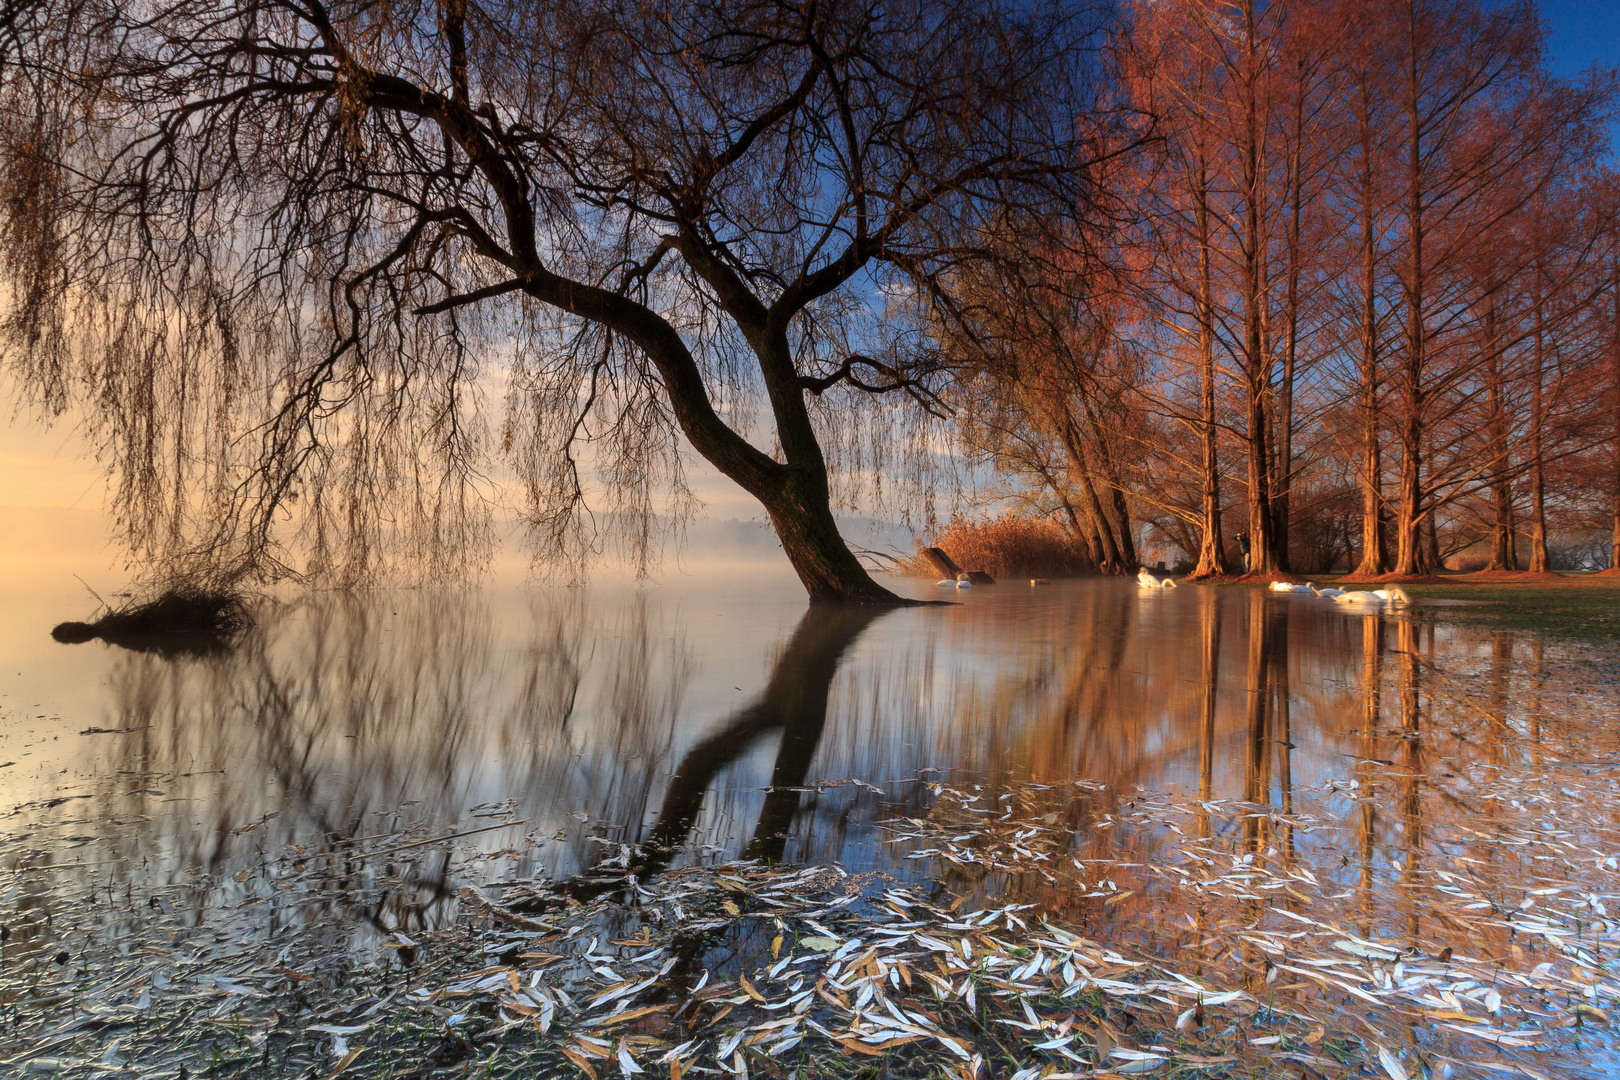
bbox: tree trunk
[1393,10,1427,578]
[527,279,904,605]
[755,466,903,604]
[1240,3,1276,575]
[743,328,905,604]
[1274,182,1299,574]
[1193,137,1228,578]
[1352,78,1386,577]
[1612,261,1620,571]
[1526,269,1550,573]
[1053,410,1125,572]
[1272,59,1307,575]
[1484,291,1518,571]
[1080,397,1138,568]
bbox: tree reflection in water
[11,580,1619,977]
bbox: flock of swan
[1136,570,1411,606]
[939,568,1411,606]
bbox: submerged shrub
[906,512,1095,579]
[52,584,253,655]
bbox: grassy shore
[1325,572,1620,641]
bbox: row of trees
[0,0,1614,600]
[948,0,1620,578]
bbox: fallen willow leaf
[320,1045,367,1080]
[560,1046,599,1079]
[1376,1046,1409,1080]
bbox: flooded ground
[2,573,1619,1077]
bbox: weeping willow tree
[0,0,1134,602]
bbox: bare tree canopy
[0,0,1133,600]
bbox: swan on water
[1312,586,1345,598]
[1269,581,1316,593]
[1332,586,1411,605]
[937,579,956,588]
[1137,570,1178,589]
[955,575,974,589]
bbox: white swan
[1137,570,1178,589]
[936,579,957,588]
[1270,581,1316,593]
[1332,586,1411,605]
[1312,586,1345,598]
[955,575,974,589]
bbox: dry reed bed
[907,513,1095,580]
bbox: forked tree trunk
[1080,397,1138,569]
[1392,410,1426,576]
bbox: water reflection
[6,581,1619,947]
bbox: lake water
[4,570,1620,1075]
[0,577,1468,881]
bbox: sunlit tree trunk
[1612,262,1620,571]
[1526,265,1551,573]
[1352,77,1388,577]
[1053,406,1125,572]
[1239,2,1277,575]
[1392,2,1428,577]
[1483,292,1519,571]
[1080,396,1138,568]
[1193,138,1228,577]
[1271,63,1306,575]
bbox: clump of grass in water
[51,582,252,654]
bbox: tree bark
[1484,291,1518,571]
[1273,70,1304,575]
[1612,261,1620,571]
[1053,408,1125,572]
[1526,266,1550,573]
[1193,135,1228,577]
[1240,2,1277,575]
[1393,5,1428,577]
[1080,396,1138,568]
[1353,79,1387,577]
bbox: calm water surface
[6,571,1620,1073]
[1,574,1594,894]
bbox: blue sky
[1539,0,1619,158]
[1539,1,1620,80]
